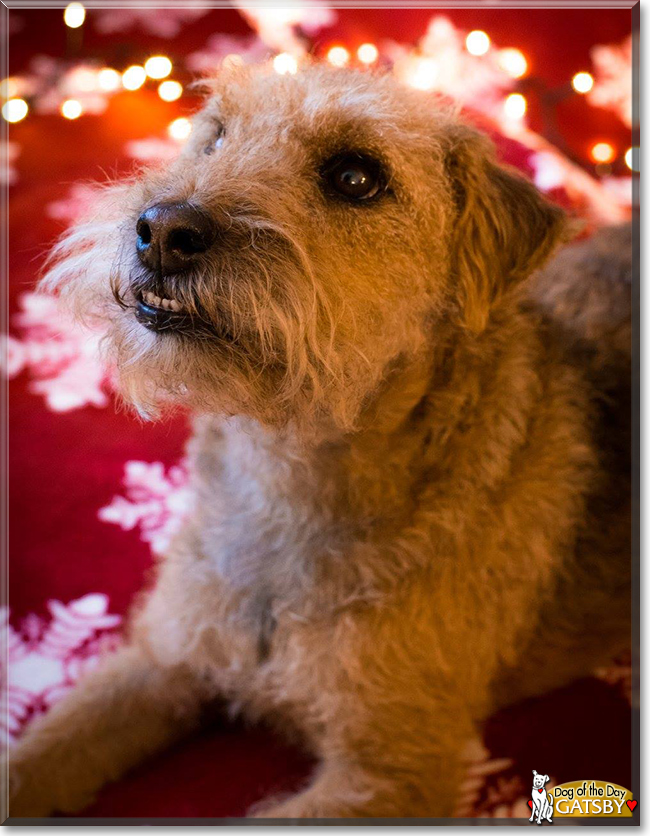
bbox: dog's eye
[321,153,386,202]
[204,123,225,156]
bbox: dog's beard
[40,205,363,428]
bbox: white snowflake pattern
[186,33,270,74]
[1,141,20,186]
[46,183,100,224]
[2,594,122,745]
[92,6,211,38]
[1,292,111,412]
[235,4,336,54]
[98,460,193,556]
[588,36,632,127]
[124,137,181,163]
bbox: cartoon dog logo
[530,770,554,824]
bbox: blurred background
[3,3,635,820]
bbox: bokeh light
[625,147,638,171]
[357,43,379,65]
[465,30,490,56]
[63,3,85,29]
[327,46,350,67]
[273,53,298,75]
[145,56,172,80]
[122,65,147,91]
[504,92,527,120]
[61,99,83,119]
[572,72,594,94]
[168,117,192,141]
[97,68,121,92]
[498,48,528,78]
[158,80,183,101]
[2,98,28,123]
[590,141,615,163]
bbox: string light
[97,68,121,92]
[327,46,350,67]
[465,30,490,56]
[590,142,615,163]
[168,117,192,141]
[2,98,28,123]
[357,43,379,65]
[61,99,82,119]
[504,92,527,120]
[572,72,594,94]
[273,53,298,75]
[122,65,146,91]
[625,147,638,171]
[63,3,85,29]
[498,48,528,78]
[158,80,183,101]
[144,56,172,80]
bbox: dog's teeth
[161,298,170,310]
[153,296,162,307]
[169,300,182,312]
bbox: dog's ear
[544,775,550,784]
[533,770,538,776]
[445,125,568,333]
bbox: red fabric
[7,7,632,819]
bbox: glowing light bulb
[572,72,594,94]
[327,46,350,67]
[122,65,146,91]
[61,98,82,119]
[98,68,121,92]
[407,58,439,91]
[498,48,528,78]
[158,80,183,102]
[64,2,85,28]
[357,43,379,65]
[590,142,615,164]
[2,98,28,123]
[465,30,490,56]
[504,93,527,120]
[625,147,638,171]
[145,56,172,80]
[168,117,192,141]
[273,53,298,75]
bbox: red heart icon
[528,801,533,809]
[627,800,637,812]
[538,788,544,793]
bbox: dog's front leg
[9,643,206,817]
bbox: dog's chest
[188,417,345,661]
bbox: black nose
[136,202,216,275]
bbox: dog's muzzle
[133,202,215,334]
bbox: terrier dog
[9,65,631,819]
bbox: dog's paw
[9,755,94,818]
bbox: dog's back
[493,225,633,708]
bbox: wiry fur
[10,65,631,819]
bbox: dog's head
[532,771,550,789]
[43,64,566,430]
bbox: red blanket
[6,7,632,819]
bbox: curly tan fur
[10,65,631,819]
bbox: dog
[530,771,553,824]
[9,64,631,819]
